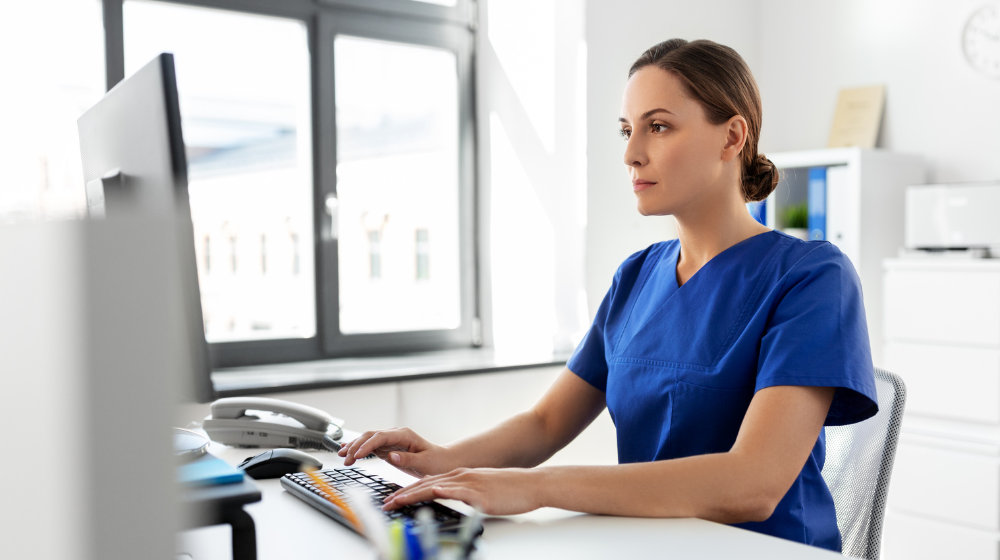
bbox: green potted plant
[780,202,809,240]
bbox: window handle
[324,193,339,240]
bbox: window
[102,0,477,365]
[334,35,461,335]
[416,229,430,280]
[368,230,382,280]
[203,236,211,274]
[123,0,316,343]
[0,0,104,223]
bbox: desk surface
[179,442,842,560]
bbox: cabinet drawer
[883,268,1000,346]
[885,342,1000,423]
[883,510,1000,560]
[891,443,1000,530]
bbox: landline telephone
[203,397,345,452]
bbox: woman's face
[619,67,736,217]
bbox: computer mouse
[238,448,323,480]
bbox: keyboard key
[279,467,472,535]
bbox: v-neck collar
[673,230,776,290]
[611,231,782,361]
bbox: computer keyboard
[280,467,469,534]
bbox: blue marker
[404,521,424,560]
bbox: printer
[905,182,1000,254]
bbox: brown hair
[629,39,778,202]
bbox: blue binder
[179,454,245,487]
[808,167,827,241]
[746,200,767,226]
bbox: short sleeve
[567,270,620,393]
[755,244,878,426]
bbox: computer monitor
[77,52,215,403]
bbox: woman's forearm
[521,385,832,523]
[441,369,607,471]
[443,408,565,470]
[530,451,782,524]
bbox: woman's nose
[623,137,646,168]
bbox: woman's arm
[383,384,834,524]
[339,368,607,477]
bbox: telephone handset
[203,397,345,452]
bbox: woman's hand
[381,467,544,516]
[337,428,455,478]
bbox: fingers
[383,469,470,509]
[337,438,357,457]
[337,429,407,466]
[337,431,375,466]
[431,485,482,509]
[354,429,410,460]
[382,484,441,510]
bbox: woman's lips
[632,180,656,192]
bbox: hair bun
[742,153,779,202]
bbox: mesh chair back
[821,368,906,560]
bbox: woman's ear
[721,115,748,162]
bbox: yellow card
[827,85,885,149]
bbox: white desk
[179,442,841,560]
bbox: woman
[338,38,877,552]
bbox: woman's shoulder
[767,232,861,293]
[615,240,679,278]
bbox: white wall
[477,0,590,355]
[758,0,1000,183]
[583,0,762,315]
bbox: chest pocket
[615,244,782,368]
[666,380,754,460]
[616,286,754,367]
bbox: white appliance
[905,182,1000,251]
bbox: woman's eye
[651,123,668,133]
[618,128,631,139]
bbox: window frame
[101,0,479,367]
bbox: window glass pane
[124,0,315,343]
[0,0,103,223]
[335,36,461,334]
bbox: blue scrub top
[567,230,878,552]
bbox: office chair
[821,367,906,560]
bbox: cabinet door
[883,511,1000,560]
[883,268,1000,346]
[885,342,1000,423]
[891,442,1000,530]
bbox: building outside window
[368,230,382,280]
[416,228,430,280]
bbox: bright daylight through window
[334,36,461,335]
[0,0,103,223]
[124,0,316,343]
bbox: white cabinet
[764,148,925,365]
[882,258,1000,559]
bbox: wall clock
[964,4,1000,77]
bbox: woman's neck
[673,192,770,286]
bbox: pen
[303,468,362,531]
[456,507,483,560]
[388,520,405,560]
[415,507,439,560]
[404,520,424,560]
